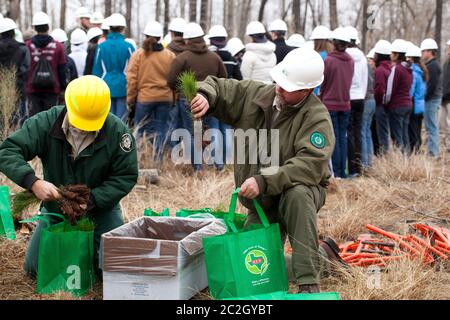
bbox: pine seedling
[11,191,41,219]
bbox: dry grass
[0,66,19,142]
[1,149,450,300]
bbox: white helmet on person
[406,45,422,58]
[246,21,266,36]
[345,26,360,44]
[108,13,126,27]
[310,25,332,40]
[420,38,439,51]
[268,19,288,32]
[75,7,91,19]
[169,18,187,33]
[391,39,409,53]
[286,34,306,48]
[208,25,228,38]
[374,40,392,55]
[0,18,18,33]
[51,28,68,42]
[70,28,88,45]
[270,47,325,92]
[87,27,103,41]
[32,12,50,26]
[226,37,245,57]
[90,12,104,24]
[332,27,351,43]
[144,21,163,38]
[367,48,376,59]
[183,23,204,39]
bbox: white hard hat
[420,38,439,51]
[108,13,126,27]
[169,18,187,33]
[208,25,228,38]
[310,25,331,40]
[367,48,376,59]
[406,45,422,58]
[346,26,360,44]
[332,27,351,43]
[101,16,110,30]
[183,22,204,39]
[391,39,409,53]
[286,34,306,48]
[246,21,266,36]
[75,7,91,19]
[374,40,392,55]
[15,29,24,43]
[32,12,50,26]
[87,27,103,41]
[144,21,163,38]
[226,37,245,57]
[271,48,324,92]
[90,12,104,24]
[70,28,88,45]
[51,28,68,42]
[268,19,288,32]
[0,18,18,33]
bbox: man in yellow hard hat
[0,75,138,277]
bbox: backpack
[31,46,56,89]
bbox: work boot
[298,284,321,294]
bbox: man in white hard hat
[167,18,187,56]
[345,26,368,177]
[441,40,450,152]
[167,22,227,172]
[74,7,91,33]
[268,19,295,63]
[84,27,103,75]
[26,12,67,116]
[93,13,135,121]
[69,28,88,78]
[190,48,344,293]
[421,38,443,157]
[0,18,30,124]
[51,28,78,85]
[90,12,104,29]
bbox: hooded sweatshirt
[320,51,355,112]
[69,42,88,79]
[346,47,368,100]
[384,61,413,109]
[241,41,277,84]
[374,60,392,107]
[26,35,67,95]
[0,37,30,97]
[167,38,227,91]
[168,37,186,56]
[410,63,427,114]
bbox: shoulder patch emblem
[310,132,326,149]
[120,133,133,153]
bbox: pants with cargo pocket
[24,206,124,278]
[245,184,328,286]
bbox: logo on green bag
[310,132,326,149]
[245,250,268,276]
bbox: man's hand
[191,94,209,119]
[31,180,61,202]
[239,178,260,199]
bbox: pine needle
[178,71,198,103]
[11,191,41,220]
[75,217,95,232]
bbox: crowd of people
[1,8,450,177]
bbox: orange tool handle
[366,225,421,256]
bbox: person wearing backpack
[93,13,135,121]
[26,12,67,117]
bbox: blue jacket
[314,50,328,96]
[410,64,427,115]
[93,33,135,98]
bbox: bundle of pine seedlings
[12,185,92,225]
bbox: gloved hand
[127,103,136,127]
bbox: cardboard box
[101,216,227,300]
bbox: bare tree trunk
[125,0,132,38]
[105,0,112,18]
[164,0,170,35]
[238,0,252,40]
[293,0,301,33]
[258,0,268,22]
[156,0,161,22]
[60,0,66,30]
[361,0,370,53]
[189,0,197,23]
[302,0,308,34]
[329,0,338,29]
[180,0,185,19]
[9,0,20,21]
[435,0,442,61]
[199,0,208,31]
[227,0,235,37]
[41,0,46,12]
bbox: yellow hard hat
[65,76,111,132]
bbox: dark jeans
[388,107,412,153]
[348,100,364,175]
[330,111,350,178]
[376,106,390,154]
[409,113,424,153]
[28,93,59,117]
[134,101,172,162]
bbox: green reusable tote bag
[0,186,15,240]
[144,208,170,217]
[177,207,247,231]
[203,189,288,300]
[21,213,96,296]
